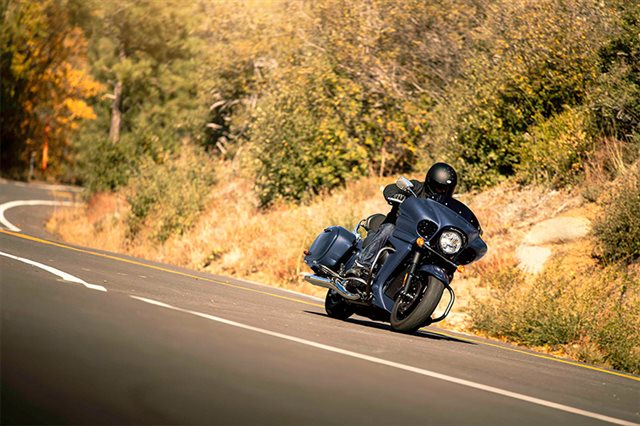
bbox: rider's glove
[389,193,406,204]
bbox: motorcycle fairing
[395,197,480,244]
[371,197,477,312]
[372,237,412,311]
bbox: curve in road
[0,200,82,232]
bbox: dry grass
[48,165,391,297]
[469,252,640,373]
[458,182,584,278]
[47,192,129,253]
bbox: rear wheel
[325,289,355,320]
[390,274,445,333]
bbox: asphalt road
[0,179,82,238]
[1,180,639,425]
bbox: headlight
[439,230,463,255]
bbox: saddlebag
[304,226,357,273]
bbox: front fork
[399,250,422,298]
[398,248,456,323]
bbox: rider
[346,162,459,279]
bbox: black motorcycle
[303,177,487,332]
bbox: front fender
[417,264,451,286]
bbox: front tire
[325,289,355,320]
[390,275,445,333]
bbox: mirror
[396,176,414,191]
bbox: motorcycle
[303,176,487,333]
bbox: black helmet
[425,162,457,198]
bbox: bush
[126,145,215,242]
[76,133,136,193]
[593,168,640,264]
[518,108,593,187]
[250,60,371,206]
[470,267,583,347]
[469,263,640,373]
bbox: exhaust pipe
[304,274,360,301]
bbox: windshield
[441,197,482,234]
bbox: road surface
[1,180,638,425]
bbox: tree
[1,0,102,179]
[73,0,209,191]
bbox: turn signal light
[416,237,425,247]
[457,265,466,273]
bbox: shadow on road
[304,311,475,345]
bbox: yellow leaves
[64,66,105,98]
[4,0,106,177]
[63,99,97,121]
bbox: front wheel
[390,274,445,333]
[325,289,355,320]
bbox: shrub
[518,108,593,187]
[126,145,215,242]
[469,263,640,374]
[593,167,640,264]
[250,60,371,206]
[75,133,136,193]
[470,267,583,347]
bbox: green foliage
[250,52,432,205]
[442,98,524,188]
[126,146,215,242]
[591,2,640,142]
[68,0,209,191]
[470,268,582,346]
[74,124,135,193]
[248,0,480,204]
[593,169,640,264]
[518,108,593,187]
[470,264,640,373]
[595,299,640,374]
[196,0,299,157]
[250,61,366,205]
[431,0,610,190]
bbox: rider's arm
[382,183,403,225]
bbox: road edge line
[130,295,640,426]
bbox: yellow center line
[2,229,638,382]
